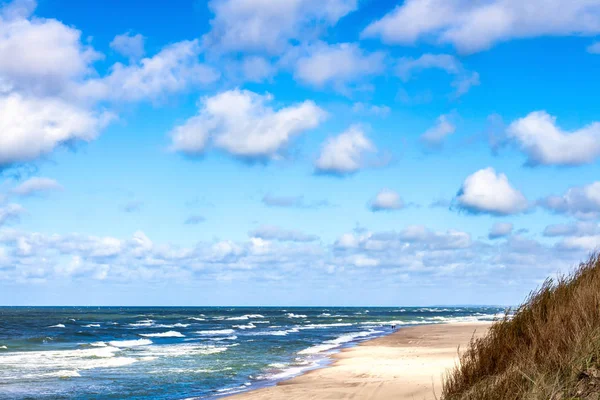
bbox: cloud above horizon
[456,168,528,215]
[170,89,326,161]
[362,0,600,53]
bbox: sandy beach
[225,322,491,400]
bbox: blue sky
[1,0,600,306]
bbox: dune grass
[442,254,600,400]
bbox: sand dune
[226,322,490,400]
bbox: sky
[1,0,600,306]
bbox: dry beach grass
[442,254,600,400]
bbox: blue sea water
[0,307,503,399]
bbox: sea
[0,306,504,399]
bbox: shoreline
[221,321,491,400]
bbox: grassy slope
[442,254,600,400]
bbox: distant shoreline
[221,321,491,400]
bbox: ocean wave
[83,324,100,328]
[298,329,383,355]
[233,323,256,330]
[285,313,307,319]
[128,319,154,327]
[42,370,82,378]
[155,323,190,328]
[300,323,353,329]
[0,345,7,349]
[0,346,138,377]
[48,324,65,328]
[108,339,153,347]
[136,344,228,357]
[139,331,185,338]
[226,314,265,321]
[187,317,206,321]
[194,329,235,336]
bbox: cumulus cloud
[0,93,110,167]
[204,0,357,54]
[314,125,379,175]
[370,189,404,211]
[170,89,326,161]
[11,177,62,196]
[420,114,456,147]
[110,32,145,60]
[397,54,479,97]
[249,225,318,242]
[293,42,385,91]
[362,0,600,54]
[556,235,600,252]
[0,3,101,96]
[507,111,600,166]
[488,222,513,239]
[78,40,219,103]
[539,181,600,220]
[456,167,529,215]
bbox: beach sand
[225,322,491,400]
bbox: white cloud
[110,32,145,60]
[78,40,220,102]
[588,41,600,53]
[293,42,385,90]
[362,0,600,53]
[556,235,600,252]
[240,56,276,82]
[507,111,600,166]
[204,0,357,54]
[0,203,25,225]
[370,189,404,211]
[543,221,599,237]
[314,125,377,175]
[11,177,62,196]
[397,54,479,97]
[421,114,456,147]
[0,93,110,167]
[456,167,528,215]
[540,181,600,220]
[170,89,326,161]
[0,3,101,95]
[249,225,318,242]
[488,222,513,239]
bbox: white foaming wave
[108,338,153,347]
[187,317,206,321]
[233,323,256,330]
[318,313,331,317]
[148,367,233,374]
[298,329,383,355]
[226,313,264,321]
[83,324,100,328]
[0,346,138,377]
[139,331,185,338]
[0,345,7,349]
[136,344,228,357]
[300,323,353,329]
[195,329,235,336]
[128,319,154,327]
[89,341,108,347]
[252,320,270,324]
[42,370,81,378]
[48,324,65,328]
[155,323,190,328]
[210,335,238,341]
[285,313,307,319]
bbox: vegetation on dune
[442,254,600,400]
